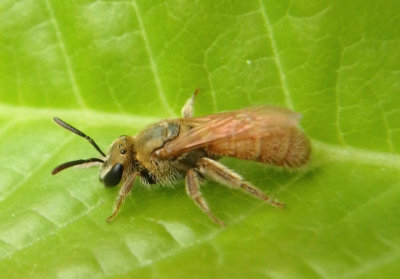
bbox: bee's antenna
[51,158,104,175]
[53,117,106,157]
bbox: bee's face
[100,136,133,187]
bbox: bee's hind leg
[185,168,225,226]
[197,158,284,208]
[181,88,199,118]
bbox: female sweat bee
[52,91,311,226]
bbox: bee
[52,91,311,226]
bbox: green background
[0,0,399,278]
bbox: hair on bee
[52,91,310,226]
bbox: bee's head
[51,118,136,188]
[99,136,136,187]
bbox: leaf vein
[334,47,346,144]
[130,2,175,116]
[312,140,400,170]
[0,136,74,203]
[44,0,87,109]
[258,0,294,109]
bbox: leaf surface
[0,0,399,278]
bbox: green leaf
[1,0,399,278]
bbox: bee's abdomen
[207,126,310,167]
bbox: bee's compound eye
[103,163,123,187]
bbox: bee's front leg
[197,158,284,208]
[185,168,225,226]
[181,88,199,118]
[106,173,137,222]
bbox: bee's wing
[155,106,302,158]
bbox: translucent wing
[155,106,303,159]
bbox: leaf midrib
[0,103,399,170]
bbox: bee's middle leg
[197,158,284,208]
[185,168,225,226]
